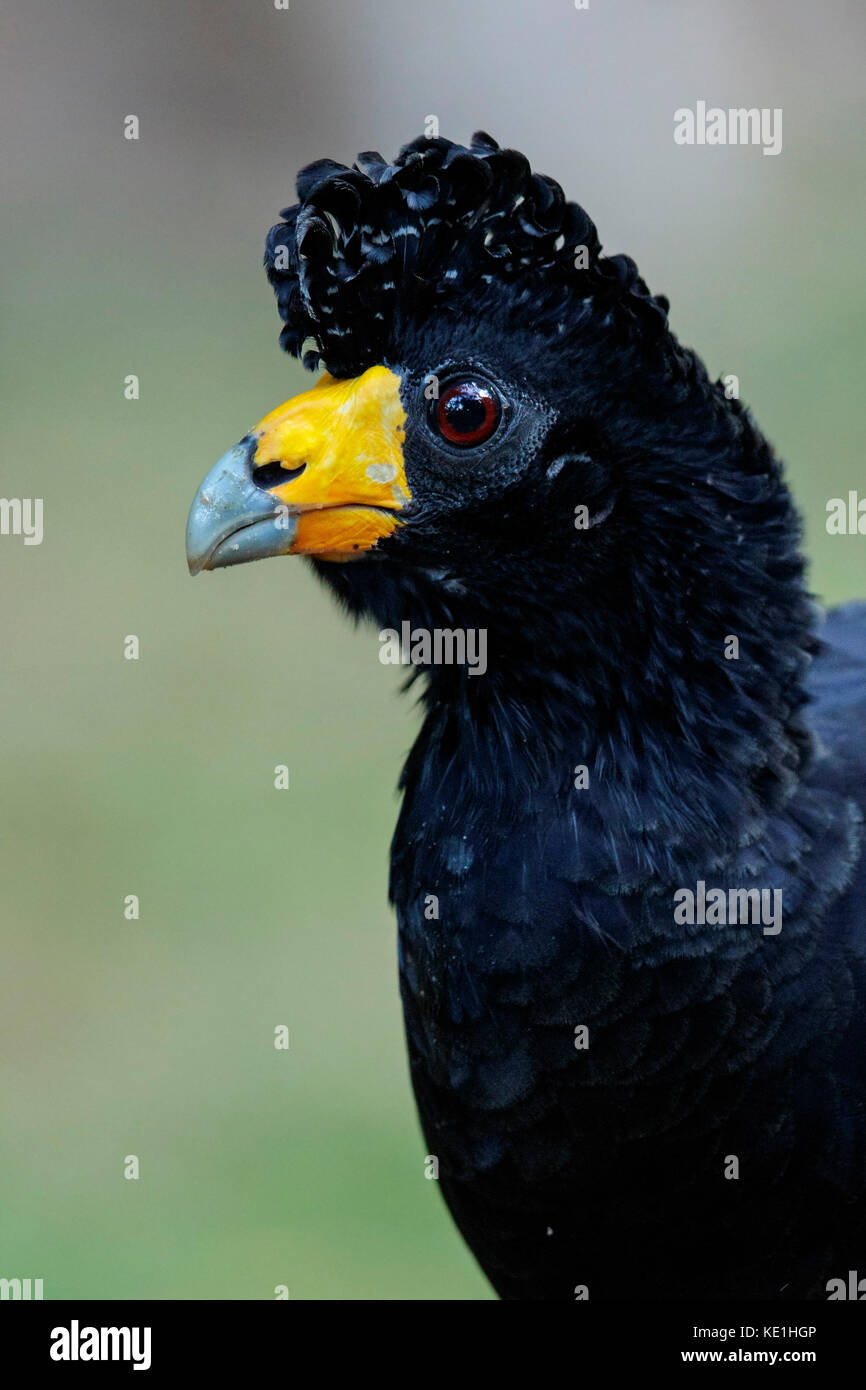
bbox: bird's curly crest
[264,130,669,377]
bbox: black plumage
[255,133,865,1298]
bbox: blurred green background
[1,0,864,1299]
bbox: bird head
[187,132,678,603]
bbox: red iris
[434,379,501,447]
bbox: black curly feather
[265,131,669,377]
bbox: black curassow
[186,133,866,1300]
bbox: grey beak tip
[186,437,298,574]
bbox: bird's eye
[430,377,502,448]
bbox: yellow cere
[252,365,409,521]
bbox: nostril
[252,460,307,490]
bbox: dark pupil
[444,389,487,434]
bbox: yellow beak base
[255,365,409,561]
